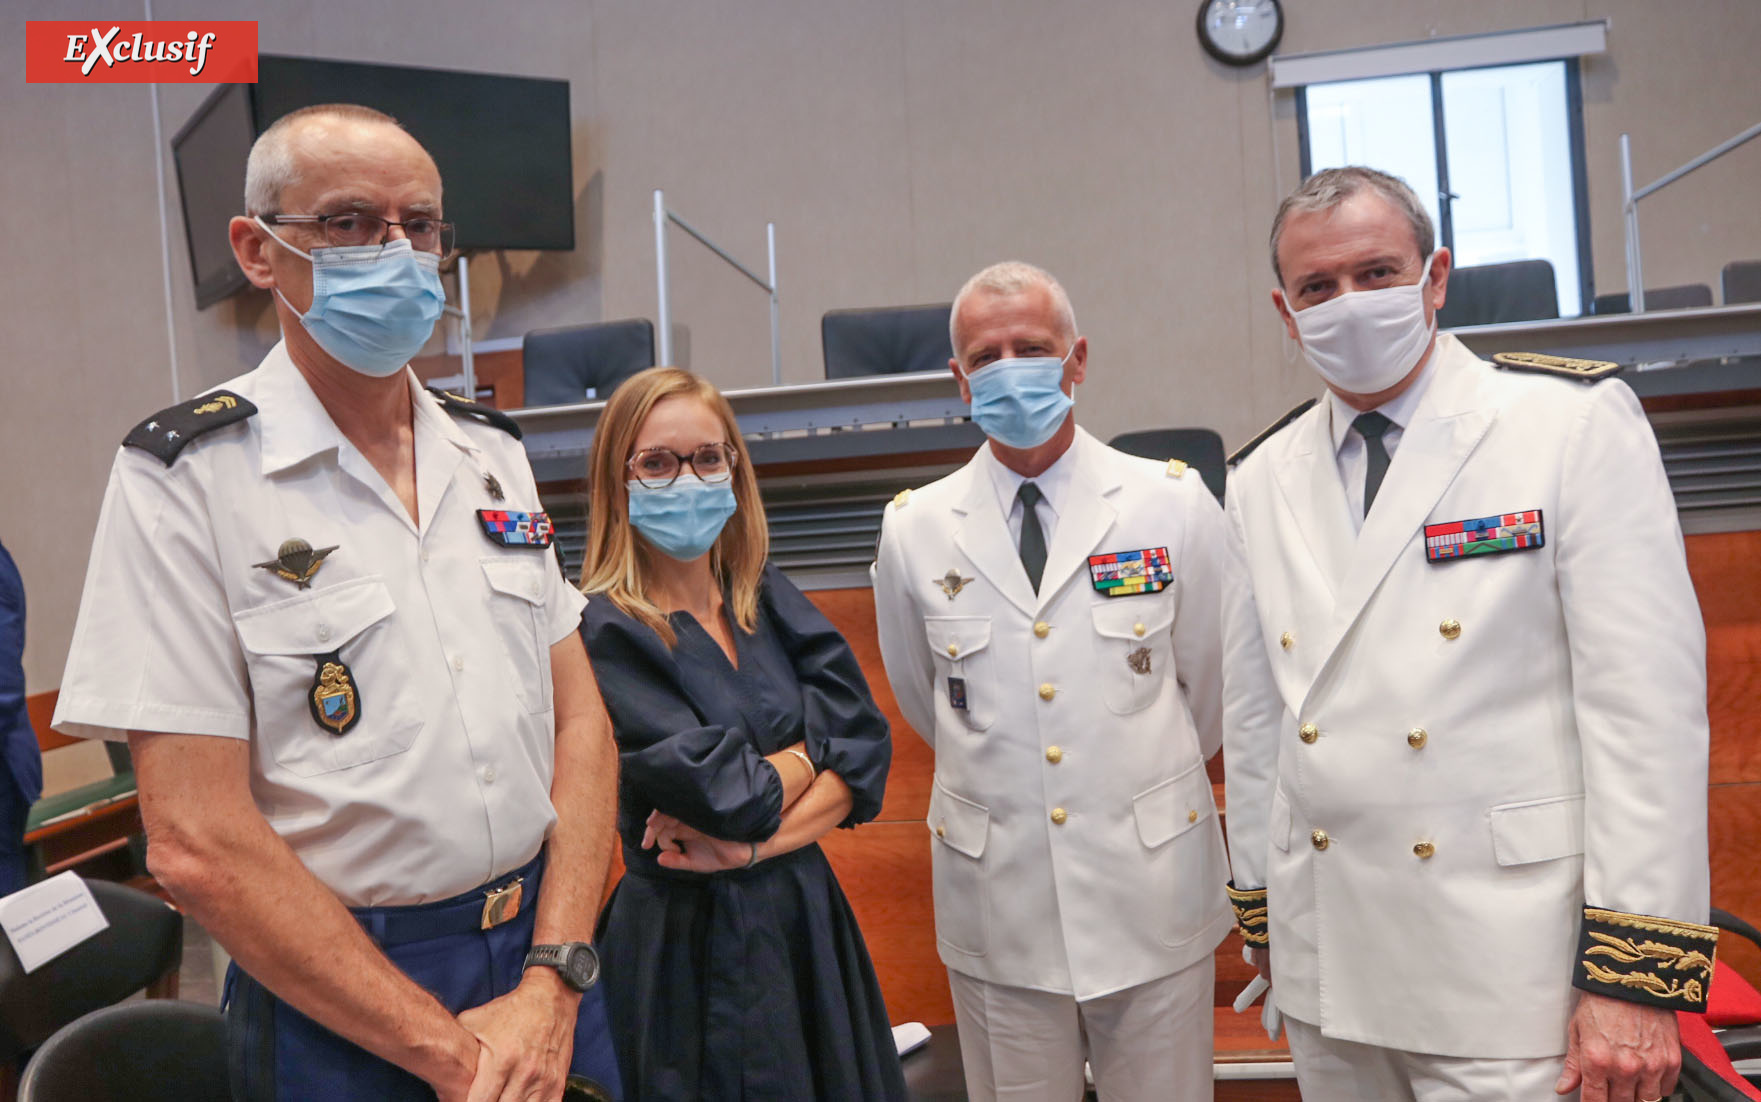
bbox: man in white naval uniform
[873,261,1236,1101]
[1221,166,1714,1102]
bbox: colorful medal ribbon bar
[1424,509,1544,563]
[478,509,555,549]
[1087,547,1173,597]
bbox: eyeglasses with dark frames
[262,211,456,256]
[626,443,738,490]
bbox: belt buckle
[480,877,523,930]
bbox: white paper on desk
[0,871,109,973]
[891,1021,931,1057]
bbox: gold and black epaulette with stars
[1571,906,1718,1012]
[1226,881,1269,946]
[1228,398,1317,468]
[122,390,257,466]
[1492,352,1622,383]
[426,387,523,440]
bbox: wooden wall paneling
[804,588,932,823]
[410,347,525,409]
[26,690,75,752]
[1709,782,1761,985]
[819,820,952,1026]
[1687,532,1761,984]
[1686,532,1761,787]
[1684,531,1761,629]
[1215,1083,1302,1102]
[1705,624,1761,785]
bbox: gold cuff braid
[1226,881,1269,947]
[1572,906,1718,1012]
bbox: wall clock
[1197,0,1284,67]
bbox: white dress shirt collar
[254,342,479,477]
[981,434,1081,532]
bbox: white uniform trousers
[1284,1015,1577,1101]
[948,955,1214,1101]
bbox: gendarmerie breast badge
[309,651,361,735]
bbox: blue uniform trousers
[223,853,620,1101]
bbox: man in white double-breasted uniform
[1222,167,1713,1102]
[874,262,1235,1101]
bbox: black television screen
[171,55,574,309]
[171,82,256,309]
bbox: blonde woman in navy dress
[577,366,906,1101]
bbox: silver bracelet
[784,748,816,784]
[745,842,760,868]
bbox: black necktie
[1353,411,1394,515]
[1017,482,1047,592]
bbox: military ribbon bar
[477,509,555,549]
[1423,509,1544,563]
[1088,547,1173,597]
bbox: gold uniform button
[1407,727,1428,749]
[1298,722,1319,744]
[1310,829,1330,851]
[946,643,960,657]
[1280,631,1294,650]
[1038,683,1056,701]
[1413,841,1436,859]
[1187,809,1199,824]
[1050,808,1068,825]
[935,823,946,838]
[1045,746,1063,764]
[1440,618,1462,640]
[1033,621,1050,639]
[1132,622,1146,637]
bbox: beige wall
[6,0,1760,692]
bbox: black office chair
[1436,259,1559,328]
[822,304,954,379]
[0,880,183,1069]
[18,1000,227,1102]
[1107,429,1227,503]
[522,319,656,406]
[1592,284,1714,314]
[1723,261,1761,306]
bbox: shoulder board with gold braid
[1227,398,1317,468]
[1492,352,1622,384]
[122,390,257,466]
[426,387,523,440]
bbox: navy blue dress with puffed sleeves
[580,562,906,1102]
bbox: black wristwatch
[524,942,601,992]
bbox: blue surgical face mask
[960,343,1078,450]
[257,217,446,378]
[627,474,739,562]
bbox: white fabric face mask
[1289,255,1436,395]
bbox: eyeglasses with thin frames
[261,211,456,256]
[626,443,738,489]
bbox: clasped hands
[431,964,580,1102]
[642,809,754,873]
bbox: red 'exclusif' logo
[25,21,257,83]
